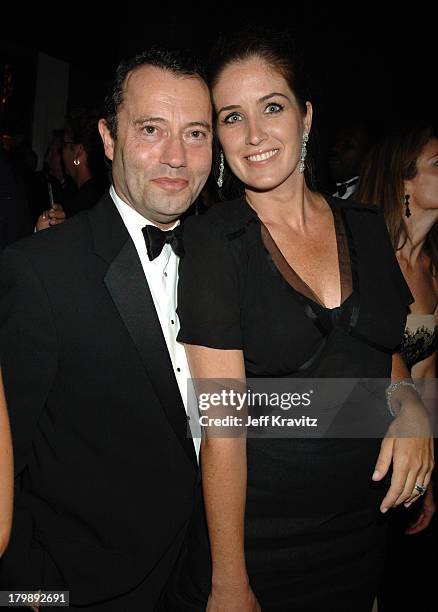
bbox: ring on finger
[414,482,427,495]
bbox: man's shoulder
[5,211,92,266]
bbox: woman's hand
[35,203,66,231]
[372,400,434,513]
[207,583,261,612]
[405,483,436,534]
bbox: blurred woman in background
[355,125,438,610]
[36,108,109,231]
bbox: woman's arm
[0,370,13,557]
[411,351,437,421]
[404,352,437,533]
[185,344,260,612]
[372,353,434,513]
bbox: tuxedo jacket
[0,193,198,605]
[0,149,33,248]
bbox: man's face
[99,65,212,227]
[328,126,368,183]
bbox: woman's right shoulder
[184,198,252,236]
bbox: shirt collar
[109,185,180,238]
[335,175,360,187]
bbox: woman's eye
[223,113,242,124]
[265,103,283,114]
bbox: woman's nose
[245,119,267,147]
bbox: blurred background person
[60,108,109,218]
[329,121,373,199]
[34,109,109,231]
[28,129,76,225]
[355,125,438,612]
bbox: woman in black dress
[168,31,434,612]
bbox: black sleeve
[0,247,58,475]
[177,214,243,349]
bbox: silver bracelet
[385,380,418,417]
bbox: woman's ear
[75,143,86,163]
[304,101,313,135]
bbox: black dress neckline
[241,196,360,343]
[258,197,353,312]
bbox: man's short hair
[102,48,207,139]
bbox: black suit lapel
[88,195,197,467]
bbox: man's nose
[160,135,187,168]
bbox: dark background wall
[1,11,436,181]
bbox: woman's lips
[152,178,189,191]
[245,148,279,166]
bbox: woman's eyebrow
[218,92,291,114]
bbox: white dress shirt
[110,186,199,458]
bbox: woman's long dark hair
[355,126,437,274]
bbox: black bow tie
[142,224,184,261]
[336,178,358,198]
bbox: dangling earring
[73,158,80,166]
[217,151,225,188]
[404,194,411,218]
[299,132,309,173]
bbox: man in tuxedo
[328,122,372,199]
[0,48,212,609]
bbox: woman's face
[62,129,86,180]
[62,129,80,178]
[406,138,438,211]
[213,57,312,193]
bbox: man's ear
[98,119,114,162]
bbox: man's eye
[144,126,157,135]
[191,131,205,139]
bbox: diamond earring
[299,132,309,173]
[217,151,225,188]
